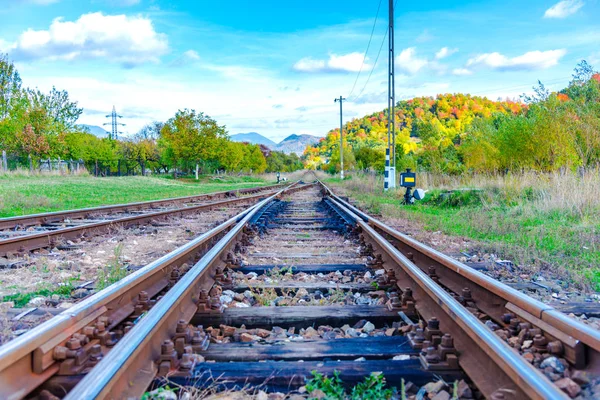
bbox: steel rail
[0,182,302,400]
[64,184,310,399]
[324,187,600,359]
[324,194,567,400]
[0,187,285,256]
[0,183,283,231]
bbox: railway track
[0,180,598,399]
[0,183,284,257]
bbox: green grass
[0,174,273,217]
[2,278,77,307]
[325,175,600,290]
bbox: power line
[353,28,388,102]
[347,0,383,100]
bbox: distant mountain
[78,124,108,138]
[230,132,277,147]
[231,132,322,155]
[275,134,321,155]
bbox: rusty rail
[0,185,285,256]
[324,194,568,400]
[0,183,307,400]
[64,185,311,399]
[0,183,283,231]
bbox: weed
[1,277,77,307]
[370,281,379,290]
[97,244,127,290]
[351,373,394,400]
[306,371,346,399]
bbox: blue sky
[0,0,598,141]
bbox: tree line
[305,61,600,175]
[0,54,303,176]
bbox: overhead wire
[347,0,383,100]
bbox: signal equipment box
[400,169,416,188]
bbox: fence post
[28,155,32,173]
[95,160,98,177]
[1,150,7,172]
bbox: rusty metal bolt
[179,353,193,371]
[518,322,532,331]
[199,289,209,300]
[66,337,81,350]
[427,317,440,330]
[89,344,103,361]
[413,328,425,343]
[533,334,548,351]
[509,318,520,329]
[161,340,175,355]
[547,340,564,356]
[96,321,106,333]
[53,346,68,361]
[428,266,436,276]
[176,320,187,333]
[462,288,472,300]
[441,333,454,348]
[139,291,149,302]
[170,269,180,280]
[424,346,440,364]
[407,252,414,261]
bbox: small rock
[234,302,249,308]
[256,328,271,338]
[431,390,451,400]
[540,356,565,374]
[385,328,396,336]
[570,370,590,385]
[364,271,372,280]
[72,288,89,299]
[309,389,326,399]
[145,388,177,400]
[29,296,47,306]
[375,269,385,276]
[354,357,366,362]
[233,293,245,302]
[393,355,410,361]
[345,328,359,338]
[424,380,446,394]
[240,333,255,342]
[219,295,233,304]
[256,391,268,400]
[295,288,309,298]
[555,377,581,398]
[456,379,472,398]
[362,321,375,333]
[523,352,534,363]
[522,340,533,349]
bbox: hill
[275,134,321,155]
[230,132,277,147]
[304,65,600,174]
[78,124,108,138]
[231,132,321,155]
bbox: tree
[159,109,228,177]
[0,53,22,120]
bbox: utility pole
[103,105,126,140]
[334,96,346,180]
[385,0,396,191]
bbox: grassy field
[0,173,274,217]
[323,171,600,290]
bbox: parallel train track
[0,183,284,256]
[0,179,598,399]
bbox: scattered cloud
[183,50,200,61]
[396,48,429,74]
[435,47,458,60]
[293,52,368,73]
[452,68,472,76]
[7,12,168,67]
[544,0,584,19]
[415,29,434,43]
[170,50,200,67]
[466,49,567,71]
[353,91,386,105]
[272,104,283,109]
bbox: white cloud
[293,52,368,73]
[7,12,168,66]
[544,1,584,18]
[435,47,458,60]
[466,49,567,71]
[183,50,200,61]
[452,68,472,76]
[396,47,429,74]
